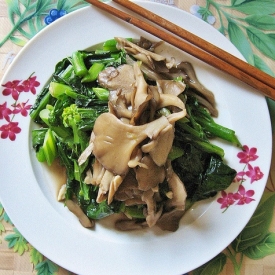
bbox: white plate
[0,1,272,274]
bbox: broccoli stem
[195,116,242,147]
[59,64,74,80]
[42,129,57,165]
[71,51,88,77]
[82,63,105,83]
[124,205,145,219]
[29,89,51,121]
[49,82,74,99]
[177,119,205,139]
[92,87,109,101]
[194,140,224,158]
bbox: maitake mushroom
[77,37,193,232]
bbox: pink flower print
[21,76,40,94]
[12,100,32,117]
[2,80,24,100]
[233,185,255,205]
[217,191,236,209]
[234,171,246,183]
[237,145,258,164]
[0,102,12,121]
[0,122,21,141]
[245,163,264,183]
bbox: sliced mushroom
[115,37,166,63]
[66,200,95,228]
[109,91,132,119]
[186,90,218,117]
[84,169,93,185]
[141,124,174,166]
[126,55,164,81]
[168,62,217,116]
[108,175,124,204]
[115,219,148,231]
[166,170,187,211]
[158,93,187,123]
[98,64,136,94]
[142,189,163,227]
[96,169,115,203]
[128,147,148,169]
[92,113,171,175]
[78,132,95,165]
[130,62,152,125]
[156,208,185,232]
[91,158,106,186]
[57,184,66,201]
[156,79,186,96]
[114,169,140,201]
[135,155,166,191]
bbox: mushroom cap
[135,155,166,191]
[92,113,171,175]
[98,64,136,94]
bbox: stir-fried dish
[30,37,241,232]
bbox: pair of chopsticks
[85,0,275,100]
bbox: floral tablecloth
[0,0,275,275]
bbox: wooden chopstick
[113,0,275,90]
[85,0,275,100]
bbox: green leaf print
[35,259,59,275]
[253,55,275,77]
[4,228,29,255]
[232,192,275,252]
[231,0,249,6]
[228,21,254,65]
[243,232,275,259]
[30,246,44,266]
[232,1,275,15]
[246,27,275,59]
[245,15,275,30]
[193,253,227,275]
[0,0,89,47]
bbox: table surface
[0,1,274,275]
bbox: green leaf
[4,228,29,255]
[193,253,227,275]
[243,232,275,259]
[6,0,21,24]
[0,203,3,216]
[17,26,33,39]
[3,212,13,224]
[34,0,52,15]
[232,1,275,15]
[231,0,249,6]
[30,246,44,265]
[14,239,29,255]
[20,0,31,7]
[35,259,59,275]
[253,55,275,77]
[27,19,38,36]
[245,15,275,30]
[0,222,5,234]
[228,21,254,65]
[10,36,27,46]
[246,26,275,59]
[57,0,67,10]
[232,192,275,252]
[58,0,89,12]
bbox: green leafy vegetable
[30,37,239,227]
